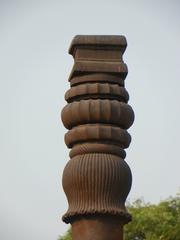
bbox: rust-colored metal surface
[61,35,134,240]
[72,216,123,240]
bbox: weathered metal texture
[61,35,134,239]
[72,216,124,240]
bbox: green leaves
[124,193,180,240]
[58,229,71,240]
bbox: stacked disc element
[61,35,134,224]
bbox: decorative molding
[61,35,134,238]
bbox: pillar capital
[61,35,134,240]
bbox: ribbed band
[61,35,134,225]
[62,153,132,224]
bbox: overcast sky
[0,0,180,239]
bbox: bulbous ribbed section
[65,83,129,103]
[61,99,134,130]
[62,153,132,224]
[61,35,134,229]
[65,124,131,148]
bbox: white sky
[0,0,180,239]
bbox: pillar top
[69,35,127,56]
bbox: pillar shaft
[61,35,134,240]
[72,216,123,240]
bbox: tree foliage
[58,229,71,240]
[58,193,180,240]
[124,193,180,240]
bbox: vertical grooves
[87,153,92,211]
[63,154,132,223]
[61,36,134,226]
